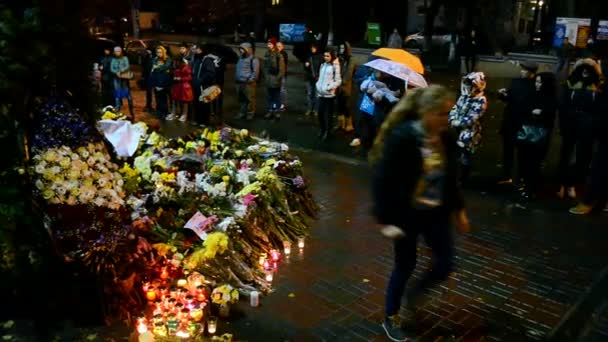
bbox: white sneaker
[165,114,176,121]
[178,114,187,122]
[349,138,361,147]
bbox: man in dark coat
[191,43,218,126]
[497,60,538,184]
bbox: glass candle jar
[177,278,188,288]
[190,305,203,322]
[297,236,305,249]
[146,287,157,301]
[170,287,179,299]
[196,285,206,302]
[207,316,217,334]
[166,315,179,336]
[153,322,167,337]
[283,241,291,256]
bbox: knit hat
[267,37,278,46]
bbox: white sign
[555,17,591,45]
[598,20,608,41]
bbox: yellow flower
[264,159,277,167]
[101,111,117,120]
[67,169,80,180]
[235,150,243,157]
[152,243,177,257]
[154,159,167,169]
[222,175,230,183]
[159,172,175,183]
[42,189,54,200]
[175,147,184,155]
[240,129,249,137]
[42,150,59,162]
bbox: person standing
[204,45,225,121]
[315,48,342,140]
[191,44,218,127]
[277,41,289,111]
[336,42,356,133]
[263,37,286,120]
[304,44,323,116]
[369,85,469,342]
[463,29,478,73]
[148,46,172,120]
[387,28,403,49]
[448,72,487,184]
[100,48,114,107]
[110,46,134,118]
[235,42,259,121]
[170,58,193,122]
[141,48,154,112]
[497,60,538,185]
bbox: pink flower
[241,194,257,206]
[201,215,218,231]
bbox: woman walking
[370,85,470,341]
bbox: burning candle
[187,272,205,289]
[196,285,206,302]
[270,249,280,261]
[258,254,266,266]
[142,281,151,293]
[176,330,190,338]
[137,322,148,334]
[170,287,178,298]
[160,267,169,280]
[265,271,273,282]
[179,308,190,322]
[263,260,270,270]
[190,305,203,321]
[250,291,259,307]
[207,316,217,334]
[177,278,188,288]
[179,288,189,300]
[166,314,179,336]
[146,287,157,301]
[283,241,291,256]
[297,237,305,249]
[185,295,194,306]
[153,322,167,337]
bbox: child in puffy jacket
[448,72,487,183]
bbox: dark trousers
[502,131,516,179]
[193,86,211,125]
[464,55,476,73]
[385,210,453,317]
[582,139,608,205]
[266,87,281,113]
[337,92,351,118]
[101,80,114,107]
[145,86,153,109]
[517,142,543,193]
[154,88,169,118]
[212,81,225,117]
[558,135,595,187]
[317,97,336,134]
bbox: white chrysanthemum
[35,179,44,190]
[49,166,61,174]
[94,197,106,207]
[35,163,46,174]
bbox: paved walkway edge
[547,264,608,341]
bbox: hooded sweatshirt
[448,72,487,153]
[235,43,259,84]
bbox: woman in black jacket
[369,85,470,341]
[516,72,557,200]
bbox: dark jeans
[267,87,281,113]
[145,86,153,109]
[502,131,516,179]
[558,135,595,187]
[317,97,336,134]
[154,88,170,118]
[464,55,477,73]
[337,92,351,118]
[212,81,225,117]
[385,210,453,317]
[517,142,543,193]
[101,79,114,107]
[582,139,608,205]
[193,86,211,125]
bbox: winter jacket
[499,78,536,135]
[191,54,217,89]
[371,120,464,228]
[235,43,259,84]
[304,52,323,82]
[101,56,113,82]
[279,50,288,75]
[448,73,487,153]
[360,77,400,123]
[148,57,172,89]
[110,56,130,76]
[171,64,193,102]
[264,50,285,88]
[316,61,342,98]
[338,43,356,97]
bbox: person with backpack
[191,43,218,126]
[203,44,225,121]
[235,42,259,121]
[263,37,286,120]
[316,48,342,141]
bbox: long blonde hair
[368,85,454,165]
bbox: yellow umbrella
[371,48,424,75]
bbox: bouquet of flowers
[211,284,239,305]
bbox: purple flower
[292,176,305,189]
[220,128,232,142]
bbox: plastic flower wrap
[211,284,239,305]
[31,143,126,208]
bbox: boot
[344,117,354,133]
[334,115,344,131]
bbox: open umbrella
[364,59,428,88]
[371,48,424,75]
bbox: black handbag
[516,124,547,144]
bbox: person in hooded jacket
[556,58,603,200]
[360,71,402,146]
[448,72,487,184]
[304,44,323,116]
[235,42,260,120]
[264,37,286,120]
[191,43,218,126]
[149,46,172,119]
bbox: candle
[265,271,273,282]
[170,287,178,298]
[142,281,151,293]
[160,267,169,280]
[250,291,259,307]
[146,287,157,301]
[297,237,305,249]
[179,308,190,322]
[187,322,199,336]
[185,295,194,306]
[137,322,148,334]
[177,279,188,288]
[258,255,266,266]
[207,316,217,334]
[283,241,291,255]
[196,285,206,302]
[190,305,203,321]
[263,260,270,270]
[153,314,164,325]
[153,322,167,337]
[166,314,179,336]
[270,249,280,261]
[187,272,205,289]
[179,288,189,300]
[176,330,190,338]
